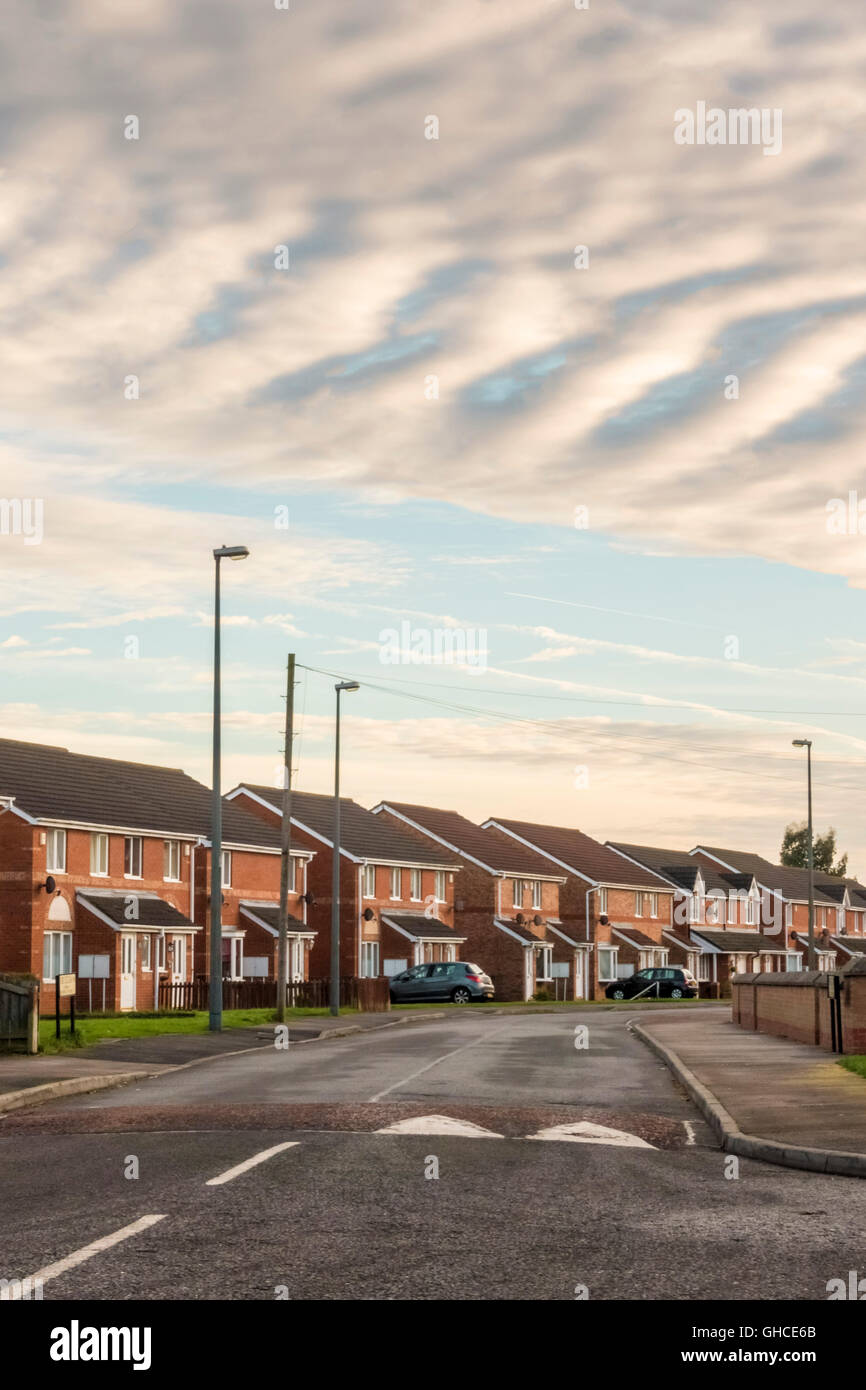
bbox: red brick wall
[732,971,866,1052]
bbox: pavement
[2,1009,866,1300]
[635,1009,866,1175]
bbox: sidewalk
[636,1009,866,1177]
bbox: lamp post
[330,680,360,1016]
[210,544,250,1032]
[792,738,815,971]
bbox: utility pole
[276,653,295,1022]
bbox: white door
[120,934,136,1009]
[574,952,586,999]
[170,935,187,983]
[524,948,534,1000]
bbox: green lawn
[838,1055,866,1080]
[38,1006,352,1053]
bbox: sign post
[55,973,76,1036]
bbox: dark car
[605,966,698,1001]
[389,961,495,1004]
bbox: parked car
[605,966,698,1001]
[389,961,495,1004]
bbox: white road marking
[683,1120,697,1145]
[375,1114,503,1138]
[205,1141,300,1186]
[367,1025,508,1103]
[3,1214,167,1298]
[525,1121,656,1148]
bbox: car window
[405,964,430,979]
[634,970,652,981]
[661,969,676,979]
[464,964,480,974]
[430,963,451,978]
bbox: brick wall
[732,958,866,1052]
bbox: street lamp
[330,680,360,1016]
[792,738,815,971]
[210,544,250,1031]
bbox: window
[140,934,152,971]
[288,855,297,892]
[46,828,66,873]
[363,864,376,898]
[688,894,700,923]
[360,941,379,977]
[598,887,608,915]
[530,881,542,910]
[124,836,142,878]
[164,840,181,882]
[727,893,736,924]
[648,892,658,918]
[698,954,711,981]
[221,849,232,888]
[837,907,845,934]
[785,902,793,927]
[43,931,72,980]
[512,879,524,909]
[156,934,166,972]
[745,895,756,926]
[434,871,446,903]
[634,891,643,917]
[90,833,109,877]
[390,867,402,900]
[786,952,803,971]
[410,868,422,901]
[597,946,617,982]
[536,945,553,981]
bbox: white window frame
[698,953,712,981]
[531,880,542,910]
[727,893,736,924]
[597,946,618,982]
[390,867,402,900]
[634,891,643,917]
[536,945,553,981]
[598,887,608,915]
[410,868,422,901]
[360,941,379,978]
[140,934,152,972]
[43,931,72,980]
[512,879,524,910]
[363,864,376,898]
[786,951,803,971]
[435,870,446,903]
[156,934,166,973]
[46,828,67,874]
[444,944,456,962]
[164,839,182,882]
[124,835,143,879]
[90,832,109,877]
[221,849,232,888]
[648,892,658,918]
[688,894,700,923]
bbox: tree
[780,822,848,877]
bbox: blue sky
[1,0,865,868]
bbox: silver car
[389,961,495,1004]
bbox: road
[1,1009,864,1301]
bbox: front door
[524,948,534,1000]
[120,934,136,1009]
[170,935,187,983]
[574,951,586,999]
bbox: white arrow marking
[525,1121,656,1148]
[375,1114,503,1138]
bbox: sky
[2,0,866,871]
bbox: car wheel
[610,987,626,1000]
[670,987,683,999]
[451,987,472,1003]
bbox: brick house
[370,802,567,1001]
[0,738,313,1013]
[480,818,677,998]
[609,841,789,995]
[225,786,464,978]
[694,846,866,973]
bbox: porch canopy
[76,889,199,932]
[381,911,466,947]
[690,927,786,956]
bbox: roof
[380,912,466,942]
[372,801,565,876]
[238,902,311,936]
[610,842,746,897]
[77,890,198,931]
[481,818,672,889]
[0,738,283,850]
[690,927,787,954]
[611,926,660,949]
[792,932,866,957]
[693,847,842,905]
[495,917,551,945]
[234,787,458,868]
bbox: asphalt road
[1,1010,864,1301]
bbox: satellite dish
[600,913,609,925]
[533,914,543,926]
[44,876,56,894]
[516,912,525,924]
[363,907,375,921]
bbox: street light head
[213,545,250,561]
[792,738,811,748]
[336,680,360,693]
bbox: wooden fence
[158,975,390,1013]
[0,974,38,1053]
